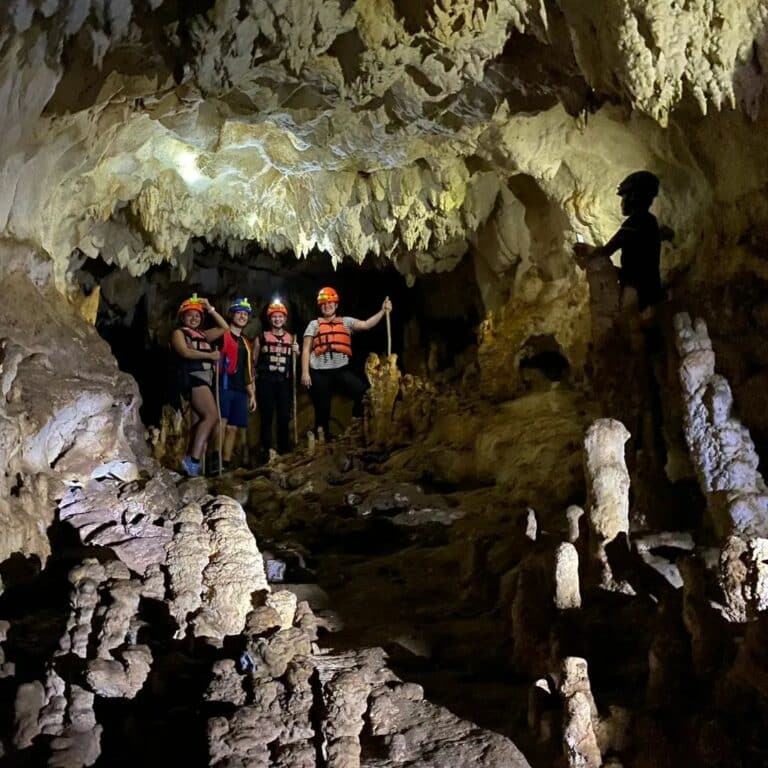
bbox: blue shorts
[220,388,249,428]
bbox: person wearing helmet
[216,297,257,470]
[301,287,392,439]
[574,170,674,312]
[254,298,300,456]
[171,295,229,477]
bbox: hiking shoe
[181,455,201,477]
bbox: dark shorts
[220,388,249,427]
[176,371,212,404]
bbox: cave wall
[0,241,146,567]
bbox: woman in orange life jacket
[253,298,300,455]
[171,295,229,477]
[217,298,257,470]
[301,286,392,439]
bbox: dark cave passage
[79,245,483,432]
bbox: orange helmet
[317,286,339,306]
[267,299,288,317]
[178,294,206,316]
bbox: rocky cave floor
[5,389,768,767]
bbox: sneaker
[181,455,201,477]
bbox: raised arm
[200,298,229,342]
[351,297,392,332]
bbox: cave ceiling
[1,0,767,288]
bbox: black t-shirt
[228,335,249,392]
[604,210,662,310]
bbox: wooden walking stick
[385,295,391,357]
[292,351,298,449]
[215,360,223,477]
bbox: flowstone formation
[0,257,145,568]
[674,311,768,621]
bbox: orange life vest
[257,330,293,378]
[312,318,352,358]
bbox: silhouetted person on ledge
[573,171,675,525]
[575,170,674,315]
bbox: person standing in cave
[573,171,675,520]
[253,298,300,457]
[574,170,674,314]
[171,295,229,477]
[301,286,392,440]
[216,298,257,471]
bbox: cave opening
[518,334,571,386]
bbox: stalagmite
[583,419,631,588]
[59,560,105,658]
[13,563,107,765]
[165,504,211,638]
[364,352,402,446]
[674,312,768,620]
[149,405,189,469]
[392,374,437,439]
[525,507,539,541]
[0,619,13,679]
[193,495,269,639]
[554,542,581,609]
[559,657,602,768]
[566,505,585,543]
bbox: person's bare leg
[218,418,228,458]
[186,408,201,457]
[223,425,238,462]
[190,386,219,460]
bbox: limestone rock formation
[364,352,401,446]
[554,542,581,610]
[0,264,145,567]
[0,0,755,299]
[559,657,602,768]
[584,418,631,588]
[674,311,768,620]
[4,2,768,767]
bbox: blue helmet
[228,297,252,315]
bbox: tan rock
[193,496,268,639]
[554,543,581,610]
[266,591,298,631]
[559,657,602,768]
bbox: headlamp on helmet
[228,297,253,315]
[178,293,206,316]
[267,298,288,317]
